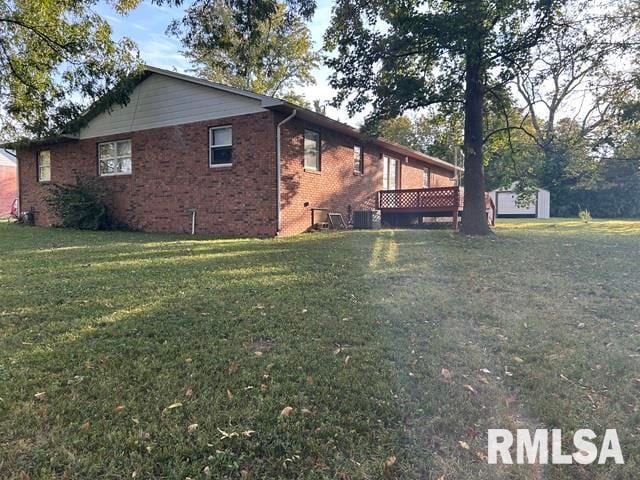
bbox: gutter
[276,109,297,235]
[263,101,459,173]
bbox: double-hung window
[304,129,320,171]
[209,126,233,167]
[353,145,364,174]
[98,140,132,176]
[37,150,51,182]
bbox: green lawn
[1,220,639,479]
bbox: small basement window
[353,145,363,173]
[98,139,132,176]
[304,129,320,171]
[209,126,232,167]
[37,150,51,182]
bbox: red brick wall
[17,110,457,237]
[0,165,17,217]
[278,116,456,235]
[18,112,279,237]
[279,117,382,236]
[400,159,456,190]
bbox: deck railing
[377,186,460,212]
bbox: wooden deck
[376,186,495,229]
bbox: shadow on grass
[1,224,639,479]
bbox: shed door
[497,191,536,215]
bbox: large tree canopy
[0,0,145,142]
[169,1,320,101]
[324,0,566,234]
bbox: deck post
[452,186,460,230]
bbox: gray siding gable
[78,73,266,139]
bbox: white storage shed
[489,183,550,219]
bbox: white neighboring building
[489,183,550,219]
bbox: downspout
[15,151,20,215]
[276,109,297,235]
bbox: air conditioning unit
[353,210,381,229]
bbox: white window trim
[98,139,132,177]
[209,125,233,168]
[353,144,363,173]
[37,150,51,182]
[304,129,320,171]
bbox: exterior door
[382,155,398,190]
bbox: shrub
[46,176,112,230]
[578,208,592,223]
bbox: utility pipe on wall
[276,109,297,235]
[186,208,196,235]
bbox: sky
[94,0,363,126]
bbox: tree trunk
[460,44,491,235]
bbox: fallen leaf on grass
[227,389,234,401]
[254,351,263,358]
[217,428,239,439]
[301,408,312,415]
[34,392,46,401]
[80,421,91,431]
[185,387,193,398]
[187,423,198,433]
[505,395,517,407]
[480,368,491,374]
[229,361,239,373]
[203,466,211,477]
[185,358,192,364]
[162,402,182,414]
[115,405,125,413]
[458,441,470,450]
[441,368,452,383]
[475,450,488,461]
[306,375,314,385]
[463,384,477,395]
[343,355,351,366]
[383,456,396,469]
[478,377,490,385]
[512,356,524,364]
[280,406,294,417]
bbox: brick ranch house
[15,66,472,237]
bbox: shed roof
[490,182,549,193]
